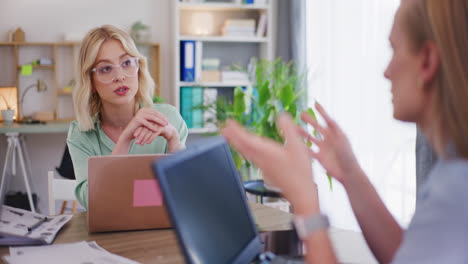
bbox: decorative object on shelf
[1,94,15,124]
[62,79,75,93]
[190,12,215,36]
[130,21,150,42]
[20,79,48,121]
[12,27,25,42]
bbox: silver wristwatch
[293,214,329,240]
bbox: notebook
[152,137,303,264]
[87,154,171,233]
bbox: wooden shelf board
[179,2,269,11]
[58,90,73,96]
[17,65,54,69]
[179,35,268,43]
[179,81,251,87]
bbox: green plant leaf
[327,173,333,190]
[279,83,295,108]
[233,87,246,119]
[258,81,270,107]
[307,107,317,120]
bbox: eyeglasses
[91,57,139,84]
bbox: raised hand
[300,103,362,185]
[222,114,318,211]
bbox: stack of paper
[0,206,72,246]
[3,241,140,264]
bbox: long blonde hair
[405,0,468,158]
[73,25,154,131]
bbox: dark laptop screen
[155,138,259,264]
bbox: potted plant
[1,94,15,124]
[203,58,316,181]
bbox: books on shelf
[203,88,218,131]
[222,19,256,37]
[256,13,268,37]
[181,40,204,82]
[180,87,219,131]
[221,70,250,83]
[180,40,195,82]
[0,205,72,246]
[201,71,221,82]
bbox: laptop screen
[154,137,261,264]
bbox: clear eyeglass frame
[91,57,140,84]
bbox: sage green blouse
[67,104,188,210]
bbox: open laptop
[152,137,303,264]
[88,154,171,232]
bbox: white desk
[0,122,70,212]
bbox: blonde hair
[73,25,155,131]
[405,0,468,158]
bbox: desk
[0,202,377,264]
[0,202,295,264]
[0,122,70,212]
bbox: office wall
[0,0,174,102]
[0,0,285,214]
[0,0,175,213]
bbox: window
[305,0,415,231]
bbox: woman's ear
[420,41,441,90]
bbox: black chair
[54,144,77,214]
[56,145,75,180]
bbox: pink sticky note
[133,179,163,207]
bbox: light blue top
[393,154,468,263]
[67,104,188,210]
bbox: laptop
[88,154,171,232]
[152,137,303,264]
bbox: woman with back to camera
[223,0,468,263]
[68,25,188,210]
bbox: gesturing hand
[222,114,318,209]
[300,103,361,185]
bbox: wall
[0,0,174,102]
[0,0,283,214]
[0,0,175,213]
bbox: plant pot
[1,109,15,124]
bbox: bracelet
[293,213,329,240]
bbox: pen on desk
[27,217,48,232]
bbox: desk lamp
[19,79,48,123]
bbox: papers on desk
[0,205,72,246]
[3,241,141,264]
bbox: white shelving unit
[172,0,276,134]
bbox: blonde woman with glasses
[224,0,468,263]
[67,25,187,210]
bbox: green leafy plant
[202,58,311,179]
[131,21,149,42]
[200,58,333,188]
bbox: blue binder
[180,41,196,82]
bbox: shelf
[1,42,80,46]
[188,127,218,134]
[179,2,269,11]
[17,65,54,69]
[58,90,73,96]
[179,35,268,43]
[179,81,252,87]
